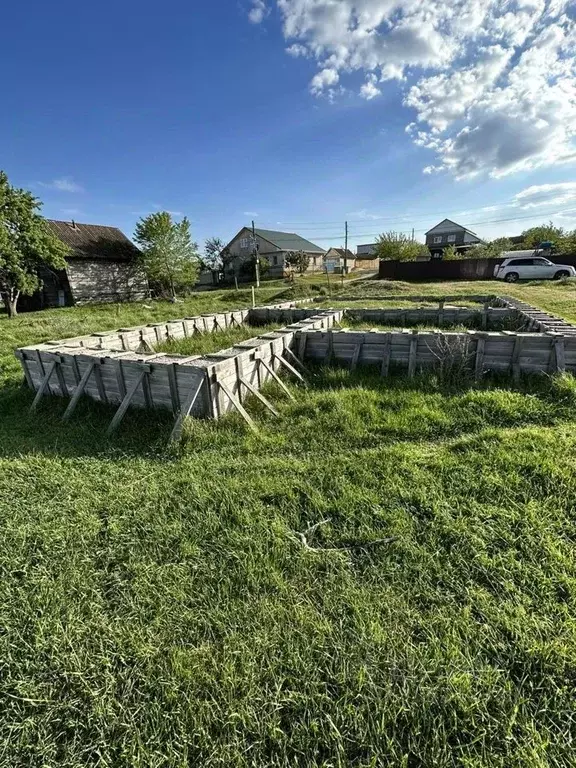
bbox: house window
[272,255,278,266]
[447,234,456,242]
[433,236,442,244]
[239,237,249,249]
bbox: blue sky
[3,0,575,252]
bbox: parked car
[494,256,576,282]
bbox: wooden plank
[284,345,310,375]
[298,332,308,361]
[167,363,181,413]
[54,356,69,397]
[29,361,56,412]
[115,359,127,400]
[510,335,523,381]
[106,369,147,435]
[258,356,296,400]
[169,377,205,442]
[34,348,46,378]
[217,379,257,431]
[350,341,362,371]
[141,365,153,408]
[15,350,34,389]
[326,332,334,363]
[380,332,392,377]
[274,352,306,384]
[92,362,107,403]
[553,336,566,373]
[62,362,95,421]
[407,331,418,377]
[238,376,279,417]
[437,300,444,327]
[482,300,489,330]
[474,335,486,381]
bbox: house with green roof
[224,227,326,278]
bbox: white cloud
[513,182,576,208]
[258,0,576,178]
[243,210,259,217]
[248,0,268,24]
[310,67,339,96]
[286,43,307,56]
[360,75,381,100]
[38,177,84,193]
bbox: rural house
[22,220,149,309]
[324,248,356,273]
[425,219,485,259]
[224,227,326,278]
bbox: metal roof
[253,228,325,253]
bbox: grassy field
[2,279,576,766]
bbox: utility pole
[344,221,348,274]
[411,227,415,242]
[252,220,260,288]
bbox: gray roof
[254,228,325,253]
[47,219,140,262]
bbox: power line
[268,200,576,231]
[257,209,575,242]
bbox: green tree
[373,231,421,261]
[469,237,512,259]
[285,250,310,274]
[520,222,565,248]
[442,244,460,260]
[204,236,232,270]
[0,171,69,318]
[239,255,269,279]
[134,212,200,298]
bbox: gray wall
[66,259,149,304]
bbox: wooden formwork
[296,327,574,378]
[15,303,343,438]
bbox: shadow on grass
[0,383,175,461]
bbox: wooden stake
[29,361,56,412]
[258,356,296,400]
[552,335,566,373]
[274,352,306,384]
[482,300,489,330]
[106,366,149,436]
[167,363,181,413]
[15,350,34,389]
[298,332,308,361]
[238,376,279,416]
[510,335,523,381]
[474,334,486,381]
[217,379,257,431]
[350,341,362,371]
[408,331,418,377]
[62,361,95,420]
[169,377,205,442]
[284,346,310,375]
[438,300,444,327]
[380,332,392,377]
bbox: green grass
[2,284,576,765]
[156,323,282,357]
[327,277,576,323]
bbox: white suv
[494,256,576,282]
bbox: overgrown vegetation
[2,281,576,765]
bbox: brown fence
[378,257,503,281]
[379,254,576,281]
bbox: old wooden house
[22,220,149,310]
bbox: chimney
[70,220,77,230]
